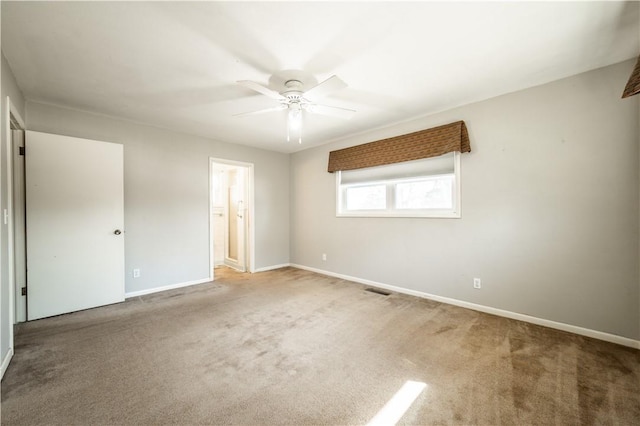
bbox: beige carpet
[1,267,639,425]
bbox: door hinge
[21,287,27,296]
[19,146,25,156]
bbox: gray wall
[26,101,290,294]
[290,59,640,340]
[1,52,26,369]
[3,54,638,356]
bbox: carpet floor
[1,267,639,425]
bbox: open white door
[224,167,247,272]
[26,131,125,320]
[13,129,26,322]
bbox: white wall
[1,52,26,374]
[26,101,289,294]
[290,59,640,340]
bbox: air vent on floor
[365,288,391,296]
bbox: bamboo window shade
[622,55,640,98]
[327,120,471,173]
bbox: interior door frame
[209,158,255,276]
[1,96,25,378]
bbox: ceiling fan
[235,75,356,144]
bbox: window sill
[336,211,461,219]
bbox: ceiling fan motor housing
[283,79,305,102]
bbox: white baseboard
[125,277,212,299]
[290,264,640,350]
[253,263,291,273]
[1,347,14,380]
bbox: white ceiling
[2,1,638,153]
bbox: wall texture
[290,59,640,340]
[26,101,290,294]
[1,52,26,373]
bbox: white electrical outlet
[322,253,327,261]
[133,269,141,278]
[473,278,481,289]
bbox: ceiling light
[287,104,303,144]
[236,75,355,145]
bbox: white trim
[6,96,27,326]
[3,97,25,374]
[454,151,462,217]
[223,263,245,273]
[208,159,214,282]
[6,97,25,129]
[124,277,211,299]
[6,113,14,326]
[290,264,640,349]
[336,210,461,219]
[1,347,14,380]
[253,263,291,273]
[247,165,256,273]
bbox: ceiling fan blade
[304,75,348,101]
[305,103,356,119]
[234,104,287,117]
[237,80,286,100]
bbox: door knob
[114,229,122,235]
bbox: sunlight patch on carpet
[367,380,427,426]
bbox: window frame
[335,152,461,219]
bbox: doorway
[210,159,254,275]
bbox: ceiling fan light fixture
[236,74,354,145]
[287,104,303,144]
[288,106,302,131]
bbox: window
[336,152,460,218]
[345,184,386,210]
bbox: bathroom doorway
[210,159,254,274]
